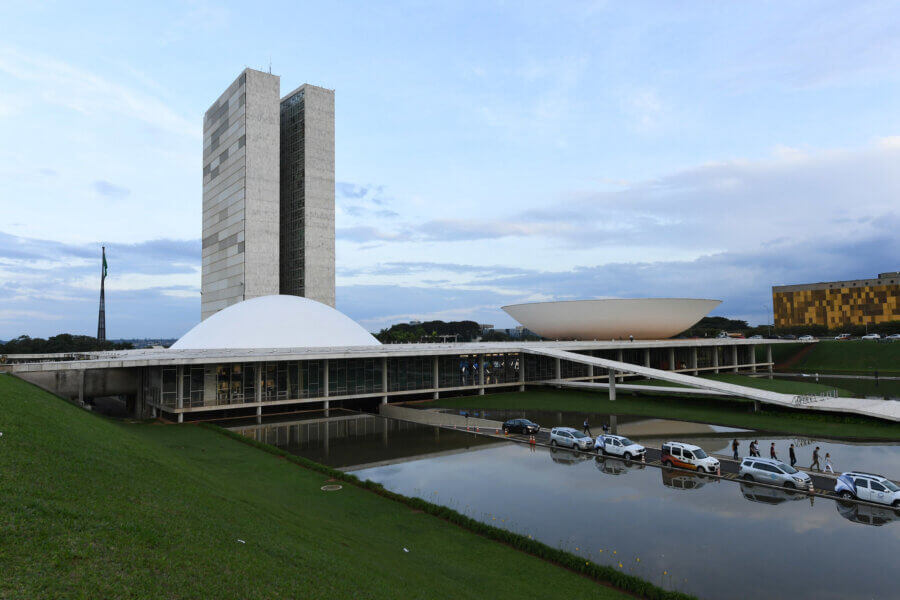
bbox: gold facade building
[773,272,900,328]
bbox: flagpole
[97,246,106,342]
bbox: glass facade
[280,90,306,297]
[328,358,383,396]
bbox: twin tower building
[201,68,335,320]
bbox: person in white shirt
[594,434,606,453]
[824,453,835,473]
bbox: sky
[1,0,899,339]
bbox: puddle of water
[353,443,900,600]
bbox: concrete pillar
[608,370,616,401]
[381,357,388,404]
[643,349,651,368]
[323,359,329,398]
[382,418,389,447]
[750,345,757,373]
[732,346,739,373]
[518,353,525,392]
[77,369,85,406]
[176,365,184,408]
[713,347,720,374]
[256,363,263,403]
[691,347,698,375]
[767,344,773,374]
[554,357,561,380]
[610,414,618,434]
[433,355,439,400]
[256,404,262,424]
[668,348,675,371]
[478,354,485,395]
[324,400,330,416]
[616,349,624,382]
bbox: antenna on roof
[268,57,272,74]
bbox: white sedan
[599,435,646,460]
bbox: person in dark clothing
[811,446,821,470]
[732,439,739,460]
[602,423,609,435]
[789,443,797,467]
[583,418,592,436]
[770,443,777,460]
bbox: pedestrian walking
[732,439,739,460]
[810,446,821,471]
[789,443,797,467]
[770,443,777,460]
[583,418,592,436]
[602,423,610,435]
[824,453,835,474]
[750,440,759,457]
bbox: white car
[660,441,720,473]
[798,335,816,341]
[887,334,900,340]
[599,434,645,460]
[861,333,881,340]
[549,427,593,451]
[835,472,900,507]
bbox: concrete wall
[17,368,140,400]
[201,69,281,321]
[301,85,336,307]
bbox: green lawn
[634,373,851,396]
[775,340,900,375]
[0,374,672,600]
[424,386,900,440]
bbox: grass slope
[424,386,900,440]
[778,340,900,375]
[0,374,646,599]
[635,373,851,396]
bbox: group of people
[583,419,611,451]
[733,439,835,473]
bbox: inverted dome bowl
[501,298,721,340]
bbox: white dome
[172,295,381,349]
[502,298,722,340]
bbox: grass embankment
[760,340,900,375]
[0,375,689,600]
[635,373,852,396]
[424,385,900,440]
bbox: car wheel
[663,460,673,468]
[697,466,707,474]
[840,491,854,500]
[550,439,557,447]
[784,481,795,489]
[624,452,632,460]
[892,500,900,508]
[742,474,754,482]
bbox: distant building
[201,69,335,321]
[772,271,900,328]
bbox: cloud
[337,226,413,243]
[94,180,130,199]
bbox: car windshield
[883,480,900,492]
[693,449,708,459]
[619,437,635,446]
[779,463,799,474]
[522,420,537,426]
[572,431,589,439]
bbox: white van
[660,441,720,473]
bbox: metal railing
[793,390,839,406]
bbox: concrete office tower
[201,69,281,320]
[279,84,336,307]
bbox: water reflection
[596,455,646,477]
[836,501,900,527]
[662,469,715,491]
[739,482,806,506]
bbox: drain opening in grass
[321,484,342,491]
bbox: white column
[554,357,561,380]
[518,353,525,392]
[713,347,720,373]
[256,404,262,424]
[668,348,676,371]
[732,346,739,373]
[750,345,757,373]
[323,359,329,398]
[478,354,485,395]
[691,347,698,375]
[644,349,651,368]
[767,344,773,374]
[176,366,184,422]
[433,355,439,400]
[608,370,616,401]
[381,357,388,404]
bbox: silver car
[739,457,812,490]
[549,427,593,450]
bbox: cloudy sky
[1,1,899,339]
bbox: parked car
[834,333,851,340]
[798,335,816,341]
[780,334,798,340]
[739,457,812,489]
[836,500,900,526]
[599,434,646,460]
[749,334,763,340]
[739,482,805,505]
[502,418,540,435]
[549,427,593,450]
[887,333,900,340]
[861,333,881,340]
[835,472,900,506]
[660,441,720,473]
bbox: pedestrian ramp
[524,347,900,423]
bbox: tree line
[0,334,134,354]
